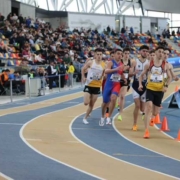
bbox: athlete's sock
[106,107,109,113]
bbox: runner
[100,49,128,126]
[163,48,179,81]
[149,50,155,62]
[102,51,114,117]
[138,46,172,138]
[117,47,132,121]
[130,45,149,131]
[81,48,106,124]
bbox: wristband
[164,85,168,88]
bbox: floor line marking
[113,153,163,157]
[69,111,179,180]
[0,91,83,111]
[0,123,24,126]
[0,93,84,118]
[0,172,14,180]
[112,96,180,163]
[69,91,180,179]
[19,100,105,180]
[72,128,114,131]
[26,139,42,142]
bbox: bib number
[110,74,121,82]
[163,73,167,79]
[124,73,128,79]
[91,72,101,80]
[150,74,163,82]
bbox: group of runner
[81,45,179,138]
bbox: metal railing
[1,73,83,104]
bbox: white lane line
[26,139,42,142]
[69,95,180,179]
[64,102,80,104]
[0,123,23,126]
[0,172,14,180]
[0,91,82,111]
[19,101,105,180]
[72,128,113,131]
[70,111,179,180]
[112,94,180,159]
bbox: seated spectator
[0,69,10,95]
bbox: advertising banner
[167,57,180,67]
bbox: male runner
[163,48,179,81]
[118,47,132,121]
[149,50,155,62]
[130,45,149,131]
[138,46,172,138]
[102,51,114,117]
[100,49,128,126]
[82,48,106,124]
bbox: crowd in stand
[0,12,117,95]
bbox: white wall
[0,0,11,18]
[68,12,115,32]
[142,18,151,33]
[124,16,140,33]
[20,3,35,20]
[158,18,168,34]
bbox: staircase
[165,38,180,52]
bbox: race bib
[110,74,121,82]
[150,74,163,82]
[135,70,142,80]
[163,73,167,79]
[91,72,101,80]
[123,73,128,79]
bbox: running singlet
[133,58,148,83]
[120,59,131,85]
[85,60,105,88]
[146,61,166,91]
[106,60,123,83]
[132,58,148,93]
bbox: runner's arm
[169,64,179,81]
[165,65,172,86]
[81,61,92,80]
[139,63,150,87]
[128,60,136,77]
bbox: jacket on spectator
[0,72,8,85]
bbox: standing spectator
[67,62,75,88]
[46,61,57,90]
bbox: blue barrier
[168,57,180,67]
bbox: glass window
[172,14,180,21]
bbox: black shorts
[83,86,101,95]
[120,79,130,87]
[146,89,164,107]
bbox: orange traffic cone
[160,117,170,131]
[175,86,179,92]
[154,114,161,124]
[149,117,155,126]
[176,129,180,141]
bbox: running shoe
[99,118,105,126]
[83,119,89,124]
[144,129,150,139]
[106,117,112,125]
[142,113,145,120]
[118,114,122,121]
[132,125,138,131]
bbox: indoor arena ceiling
[17,0,180,14]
